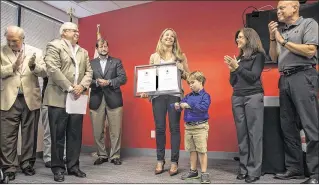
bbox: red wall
[78,1,281,152]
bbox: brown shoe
[155,161,165,175]
[168,163,178,176]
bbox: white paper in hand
[66,93,88,114]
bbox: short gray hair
[4,25,25,39]
[59,22,78,36]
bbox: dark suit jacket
[89,56,127,110]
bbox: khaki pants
[184,122,209,153]
[90,97,123,160]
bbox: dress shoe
[111,158,122,165]
[22,165,35,176]
[45,161,51,168]
[68,169,86,178]
[168,163,178,176]
[274,171,305,180]
[54,172,64,182]
[94,157,108,165]
[301,178,319,184]
[155,161,165,175]
[245,176,260,183]
[4,172,15,181]
[236,174,247,180]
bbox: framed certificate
[134,62,182,97]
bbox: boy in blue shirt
[172,71,211,183]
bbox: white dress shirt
[63,39,79,92]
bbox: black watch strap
[282,39,288,47]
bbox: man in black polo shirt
[268,1,318,184]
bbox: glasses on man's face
[64,29,79,33]
[7,39,20,43]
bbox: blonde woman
[141,28,190,176]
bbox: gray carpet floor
[12,153,304,184]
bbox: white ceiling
[43,1,153,18]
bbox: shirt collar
[191,89,205,96]
[63,39,79,50]
[99,55,109,61]
[284,16,303,29]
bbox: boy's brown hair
[187,71,206,86]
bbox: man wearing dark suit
[89,38,127,165]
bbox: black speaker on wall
[246,2,319,64]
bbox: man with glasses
[0,25,47,181]
[43,22,92,182]
[268,1,318,183]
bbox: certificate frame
[134,62,182,97]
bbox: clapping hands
[224,55,239,72]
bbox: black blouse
[229,52,265,96]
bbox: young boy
[172,71,211,184]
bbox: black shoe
[245,176,259,183]
[236,174,247,180]
[94,157,108,165]
[22,165,35,176]
[45,161,51,168]
[54,172,64,182]
[111,158,122,165]
[4,172,15,181]
[301,178,319,184]
[274,171,305,180]
[68,169,86,178]
[181,169,199,180]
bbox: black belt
[186,120,207,126]
[280,65,315,76]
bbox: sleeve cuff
[68,86,73,93]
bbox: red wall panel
[78,1,279,152]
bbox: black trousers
[279,68,319,179]
[0,96,39,173]
[152,95,181,163]
[48,106,83,174]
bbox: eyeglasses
[64,29,79,33]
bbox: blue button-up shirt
[172,89,211,123]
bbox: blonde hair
[187,71,206,86]
[155,28,185,62]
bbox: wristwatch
[282,39,288,47]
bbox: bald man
[268,1,318,183]
[0,25,47,181]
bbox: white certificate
[66,93,88,114]
[136,68,157,93]
[157,66,179,91]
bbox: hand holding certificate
[134,63,182,97]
